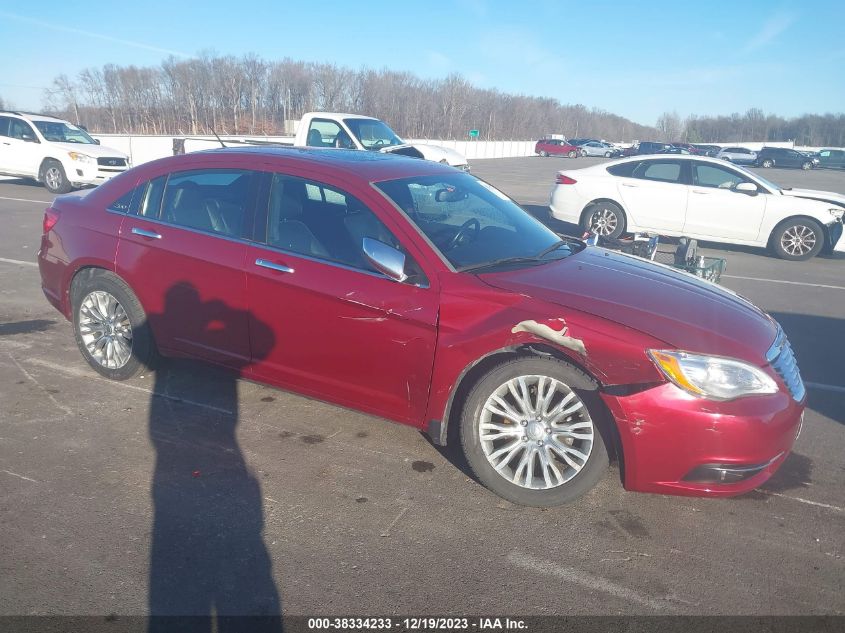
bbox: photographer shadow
[146,284,282,632]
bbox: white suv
[0,111,130,193]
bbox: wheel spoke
[486,394,523,422]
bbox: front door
[245,172,438,424]
[683,161,766,241]
[0,117,42,177]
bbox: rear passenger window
[632,160,682,183]
[107,185,142,213]
[137,176,167,218]
[607,162,638,177]
[159,170,255,237]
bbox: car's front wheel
[580,201,625,239]
[801,161,813,170]
[770,218,824,261]
[71,271,157,380]
[568,150,577,159]
[604,151,612,158]
[460,358,609,507]
[40,159,72,194]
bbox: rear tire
[762,159,774,168]
[539,150,548,157]
[801,161,813,170]
[460,357,609,507]
[770,218,824,261]
[580,201,625,239]
[568,150,577,159]
[40,159,72,194]
[70,271,158,380]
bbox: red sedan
[535,139,580,158]
[38,147,805,506]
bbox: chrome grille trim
[767,327,805,401]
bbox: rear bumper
[602,382,805,497]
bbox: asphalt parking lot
[1,158,843,617]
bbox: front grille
[766,328,805,401]
[97,157,127,167]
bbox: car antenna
[211,128,227,148]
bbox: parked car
[39,148,807,506]
[635,141,671,155]
[798,150,821,167]
[692,144,722,157]
[535,139,580,158]
[0,110,130,193]
[579,141,621,158]
[818,148,845,169]
[670,143,703,155]
[755,147,815,170]
[567,138,599,147]
[549,154,845,260]
[658,147,691,155]
[716,147,757,164]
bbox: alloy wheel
[589,208,618,236]
[78,290,133,369]
[45,167,62,191]
[780,225,817,257]
[478,375,594,490]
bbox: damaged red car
[38,147,806,506]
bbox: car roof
[588,153,754,169]
[184,146,457,181]
[313,112,379,121]
[0,111,67,123]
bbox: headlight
[68,152,95,164]
[829,208,844,220]
[648,349,778,401]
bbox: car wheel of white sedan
[460,358,609,507]
[771,218,824,261]
[580,202,625,239]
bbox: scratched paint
[511,318,587,355]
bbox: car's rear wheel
[801,161,813,170]
[40,159,72,194]
[770,218,824,261]
[539,150,548,157]
[568,150,577,159]
[460,358,609,507]
[71,271,157,380]
[580,201,625,239]
[762,159,774,168]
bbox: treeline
[683,108,845,147]
[40,53,659,141]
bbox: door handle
[691,189,710,195]
[621,182,638,187]
[131,227,162,239]
[255,258,294,273]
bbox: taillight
[555,174,577,185]
[43,208,60,234]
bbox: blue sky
[1,0,843,126]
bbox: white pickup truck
[293,112,469,171]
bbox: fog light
[76,169,84,177]
[682,453,783,484]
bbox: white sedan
[549,155,845,260]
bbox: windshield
[375,173,574,270]
[345,118,404,150]
[32,121,97,144]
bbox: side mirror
[94,138,101,145]
[735,182,759,195]
[585,234,600,246]
[362,237,407,282]
[21,134,37,143]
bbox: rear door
[683,161,766,241]
[115,168,260,366]
[244,170,439,424]
[615,158,689,232]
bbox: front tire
[604,151,612,158]
[580,201,625,239]
[801,161,813,170]
[40,159,73,194]
[568,150,577,159]
[770,218,824,261]
[460,358,609,507]
[71,271,157,380]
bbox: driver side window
[693,163,747,189]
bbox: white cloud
[743,11,796,52]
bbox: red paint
[535,139,581,157]
[38,148,805,498]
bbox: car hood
[779,187,845,208]
[49,141,128,159]
[385,143,467,166]
[479,248,778,364]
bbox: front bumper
[67,162,129,187]
[601,382,805,497]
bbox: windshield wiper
[534,239,571,258]
[459,239,575,273]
